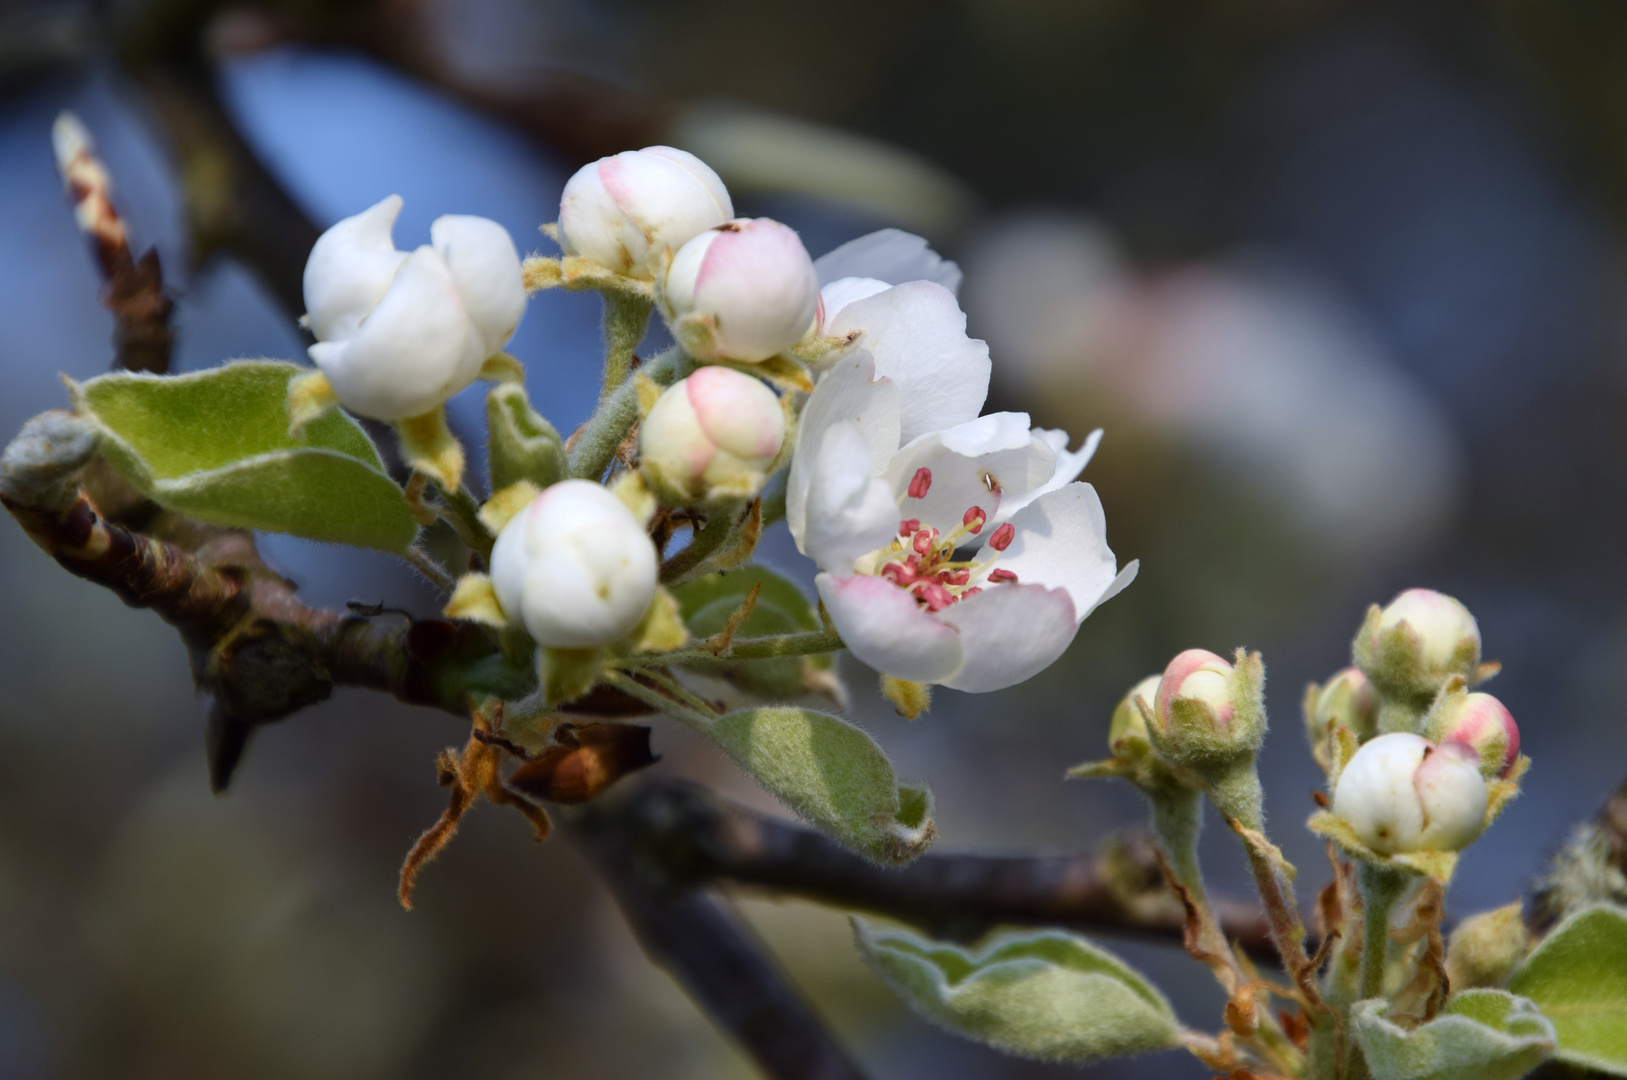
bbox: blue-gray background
[1,3,1625,1077]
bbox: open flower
[303,195,525,422]
[785,352,1136,692]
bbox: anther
[912,529,937,556]
[989,523,1015,551]
[898,518,920,537]
[908,467,932,499]
[962,506,986,534]
[988,568,1018,584]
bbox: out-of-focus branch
[51,112,174,374]
[575,777,1278,958]
[572,801,871,1080]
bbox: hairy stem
[601,292,654,402]
[569,346,686,480]
[659,508,736,583]
[1357,863,1409,1001]
[616,630,845,669]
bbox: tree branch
[572,806,870,1080]
[575,776,1278,958]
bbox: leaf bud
[1331,732,1488,855]
[659,218,820,362]
[558,146,733,279]
[639,366,785,501]
[303,196,525,420]
[1444,901,1528,989]
[1108,675,1162,759]
[1424,688,1520,778]
[1148,649,1267,766]
[1354,589,1482,712]
[489,479,659,648]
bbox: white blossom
[1332,732,1488,854]
[303,195,524,421]
[489,480,658,649]
[558,146,732,278]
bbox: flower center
[862,470,1021,613]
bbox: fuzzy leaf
[1508,904,1627,1075]
[486,382,566,493]
[706,706,932,863]
[854,923,1179,1063]
[672,567,837,700]
[70,361,415,551]
[1352,991,1555,1080]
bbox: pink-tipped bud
[1435,692,1520,778]
[659,218,819,362]
[908,467,933,499]
[639,366,785,499]
[989,523,1015,551]
[1373,588,1481,677]
[962,506,987,534]
[1332,732,1488,854]
[558,146,732,279]
[1154,649,1236,734]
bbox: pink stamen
[912,528,938,556]
[898,518,920,537]
[881,563,916,587]
[962,506,986,534]
[941,568,971,586]
[989,523,1016,551]
[988,568,1018,584]
[913,581,953,612]
[961,586,983,600]
[908,467,932,499]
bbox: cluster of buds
[1307,588,1525,868]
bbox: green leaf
[671,567,837,700]
[486,382,566,493]
[705,706,932,863]
[70,361,416,552]
[1352,991,1555,1080]
[1508,904,1627,1075]
[853,922,1180,1063]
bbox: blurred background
[3,0,1627,1076]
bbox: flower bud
[1149,649,1267,765]
[303,196,525,420]
[1108,675,1162,759]
[1444,901,1528,990]
[1356,588,1482,707]
[489,479,658,648]
[1306,667,1379,751]
[1331,732,1488,855]
[1427,690,1520,778]
[639,366,785,500]
[659,218,820,362]
[558,146,733,278]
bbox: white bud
[1154,649,1236,733]
[1332,732,1488,854]
[1432,691,1521,778]
[303,196,525,420]
[639,366,785,498]
[660,218,820,362]
[558,146,732,279]
[1375,588,1480,675]
[489,479,658,648]
[1107,674,1162,757]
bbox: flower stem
[436,483,493,563]
[659,510,736,583]
[615,630,845,669]
[600,669,717,729]
[601,293,654,403]
[1356,862,1409,1000]
[569,346,687,481]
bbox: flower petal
[995,427,1103,523]
[995,482,1129,625]
[938,583,1078,692]
[817,573,962,684]
[827,281,990,442]
[819,276,890,326]
[883,413,1054,532]
[303,195,408,343]
[309,245,484,421]
[813,228,962,294]
[787,350,900,546]
[801,422,901,573]
[431,214,526,358]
